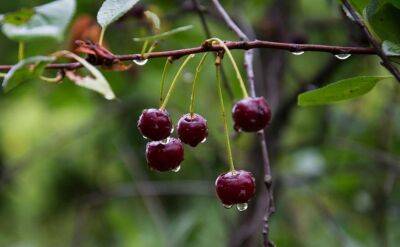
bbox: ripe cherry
[177,113,208,147]
[232,97,271,132]
[215,170,256,209]
[146,138,184,172]
[138,108,172,141]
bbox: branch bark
[211,0,274,246]
[0,40,375,72]
[342,0,400,82]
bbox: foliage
[0,0,399,247]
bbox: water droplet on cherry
[236,203,248,211]
[223,204,233,209]
[172,165,181,173]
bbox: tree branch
[342,0,400,82]
[0,40,375,72]
[210,1,274,246]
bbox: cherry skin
[146,138,184,172]
[215,170,256,206]
[232,97,271,132]
[137,108,172,141]
[177,113,208,147]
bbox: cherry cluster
[137,96,271,209]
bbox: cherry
[215,170,256,207]
[137,108,172,141]
[177,113,208,147]
[146,138,184,172]
[232,97,271,132]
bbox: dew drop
[291,51,304,56]
[236,203,248,211]
[133,59,149,66]
[172,166,181,173]
[170,127,174,134]
[142,135,148,140]
[183,72,193,83]
[200,137,207,144]
[334,54,351,60]
[223,204,233,209]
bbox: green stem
[141,41,149,55]
[18,42,25,61]
[160,54,195,110]
[147,41,158,53]
[207,37,249,98]
[99,28,106,46]
[189,53,208,116]
[216,61,235,171]
[159,58,172,106]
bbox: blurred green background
[0,0,399,246]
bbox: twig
[342,0,400,82]
[0,40,375,72]
[191,0,235,99]
[211,0,275,246]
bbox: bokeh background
[0,0,399,246]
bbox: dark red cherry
[146,138,184,172]
[138,108,172,141]
[232,97,271,132]
[215,170,256,206]
[177,113,208,147]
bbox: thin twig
[211,0,275,246]
[0,40,375,72]
[342,0,400,82]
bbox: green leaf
[2,8,35,26]
[388,0,400,9]
[97,0,140,29]
[2,56,55,93]
[58,51,116,100]
[144,10,160,31]
[366,1,400,44]
[348,0,371,13]
[382,40,400,56]
[298,76,392,106]
[133,25,193,42]
[1,0,76,42]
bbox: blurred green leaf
[388,0,400,8]
[348,0,371,13]
[2,8,35,26]
[298,76,391,106]
[382,40,400,56]
[97,0,140,29]
[1,0,76,42]
[366,1,400,43]
[1,56,55,93]
[133,25,193,42]
[144,10,161,31]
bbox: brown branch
[0,40,375,72]
[342,0,400,82]
[210,1,275,246]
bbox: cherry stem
[189,53,209,116]
[40,73,63,83]
[160,54,195,110]
[141,41,149,55]
[0,73,6,78]
[18,42,25,61]
[216,57,235,171]
[99,28,106,46]
[159,58,172,106]
[207,37,249,98]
